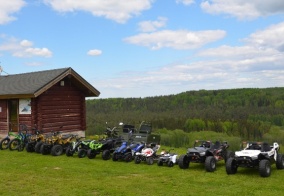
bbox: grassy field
[0,149,284,196]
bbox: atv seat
[248,142,261,150]
[261,143,271,152]
[122,125,135,133]
[211,141,221,150]
[201,141,211,148]
[139,124,151,134]
[61,134,73,139]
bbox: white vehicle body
[226,142,284,177]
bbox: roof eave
[70,69,100,97]
[33,68,100,98]
[0,94,35,99]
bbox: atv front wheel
[134,156,141,164]
[157,159,163,166]
[124,152,132,162]
[226,157,238,174]
[41,144,51,155]
[26,143,34,152]
[78,149,87,158]
[65,146,74,157]
[35,141,43,153]
[102,150,111,160]
[178,154,189,169]
[167,161,174,167]
[205,156,216,172]
[225,150,235,163]
[112,152,119,161]
[146,157,154,165]
[259,159,271,177]
[51,145,63,156]
[276,154,284,169]
[87,149,97,159]
[0,138,10,150]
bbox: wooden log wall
[0,100,8,135]
[35,82,86,133]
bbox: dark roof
[0,67,100,99]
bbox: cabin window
[19,99,31,114]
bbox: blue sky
[1,0,284,98]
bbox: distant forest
[86,87,284,140]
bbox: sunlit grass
[0,149,284,195]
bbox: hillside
[86,87,284,140]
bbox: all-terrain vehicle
[33,131,60,153]
[119,121,161,144]
[25,127,46,152]
[112,141,132,162]
[157,149,178,167]
[40,132,76,156]
[226,141,284,177]
[134,143,161,165]
[179,140,234,172]
[87,137,123,160]
[65,136,92,158]
[112,141,145,162]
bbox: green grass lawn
[0,150,283,196]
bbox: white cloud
[138,17,167,32]
[0,37,52,58]
[20,40,33,47]
[43,0,153,23]
[0,0,26,24]
[244,22,284,52]
[23,48,52,57]
[25,62,44,66]
[176,0,195,6]
[87,49,102,56]
[201,0,284,20]
[124,29,226,50]
[96,21,284,98]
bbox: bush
[158,129,190,148]
[263,126,284,145]
[159,128,241,150]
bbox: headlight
[251,156,258,160]
[200,152,205,156]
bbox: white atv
[226,142,284,177]
[157,149,178,167]
[134,143,160,165]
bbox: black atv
[65,136,92,158]
[87,137,123,160]
[179,140,234,172]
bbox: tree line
[86,87,284,140]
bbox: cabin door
[8,99,18,132]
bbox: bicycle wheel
[0,138,10,150]
[8,138,21,151]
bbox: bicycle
[0,123,20,150]
[8,124,31,151]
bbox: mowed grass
[0,149,284,196]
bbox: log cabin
[0,67,100,137]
